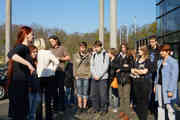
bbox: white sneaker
[113,108,118,113]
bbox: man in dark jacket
[147,35,160,115]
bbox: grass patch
[0,56,5,64]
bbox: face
[26,32,34,45]
[121,45,127,53]
[92,46,96,52]
[108,52,113,58]
[49,38,57,48]
[80,45,86,53]
[94,46,102,53]
[31,48,38,59]
[138,48,143,56]
[160,50,169,59]
[149,38,157,48]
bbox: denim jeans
[109,87,119,109]
[76,78,89,98]
[156,85,176,120]
[90,79,108,111]
[28,92,41,120]
[65,87,75,105]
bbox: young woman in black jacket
[107,48,119,113]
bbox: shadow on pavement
[0,115,10,120]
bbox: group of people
[7,26,70,120]
[7,26,179,120]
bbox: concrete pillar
[99,0,104,45]
[110,0,117,48]
[5,0,11,63]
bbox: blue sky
[0,0,156,33]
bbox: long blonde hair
[139,45,149,60]
[33,38,46,50]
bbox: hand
[131,69,135,74]
[116,69,120,73]
[168,92,173,97]
[29,88,32,92]
[94,76,99,80]
[75,76,78,80]
[123,64,128,67]
[133,69,138,73]
[153,87,156,93]
[27,63,35,74]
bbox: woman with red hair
[7,26,35,120]
[154,44,179,120]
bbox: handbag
[111,77,118,88]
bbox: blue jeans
[109,87,119,109]
[76,78,89,98]
[65,87,75,105]
[28,92,41,120]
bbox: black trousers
[90,79,108,111]
[8,81,29,120]
[36,76,56,120]
[133,78,151,120]
[53,70,65,112]
[8,95,15,118]
[130,78,135,105]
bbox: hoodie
[90,49,109,80]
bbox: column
[5,0,12,63]
[99,0,104,45]
[110,0,117,48]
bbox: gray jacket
[90,49,109,80]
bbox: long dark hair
[29,45,38,66]
[7,26,32,88]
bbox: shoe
[82,108,88,113]
[113,108,118,113]
[76,108,83,115]
[99,110,107,116]
[88,108,99,114]
[99,110,107,115]
[129,103,133,108]
[52,113,58,120]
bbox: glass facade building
[156,0,180,61]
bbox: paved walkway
[1,99,180,120]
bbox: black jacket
[26,56,40,93]
[116,53,132,85]
[109,56,120,84]
[64,62,74,88]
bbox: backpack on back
[93,51,106,63]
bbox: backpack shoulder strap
[103,51,106,63]
[93,53,96,60]
[93,51,106,63]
